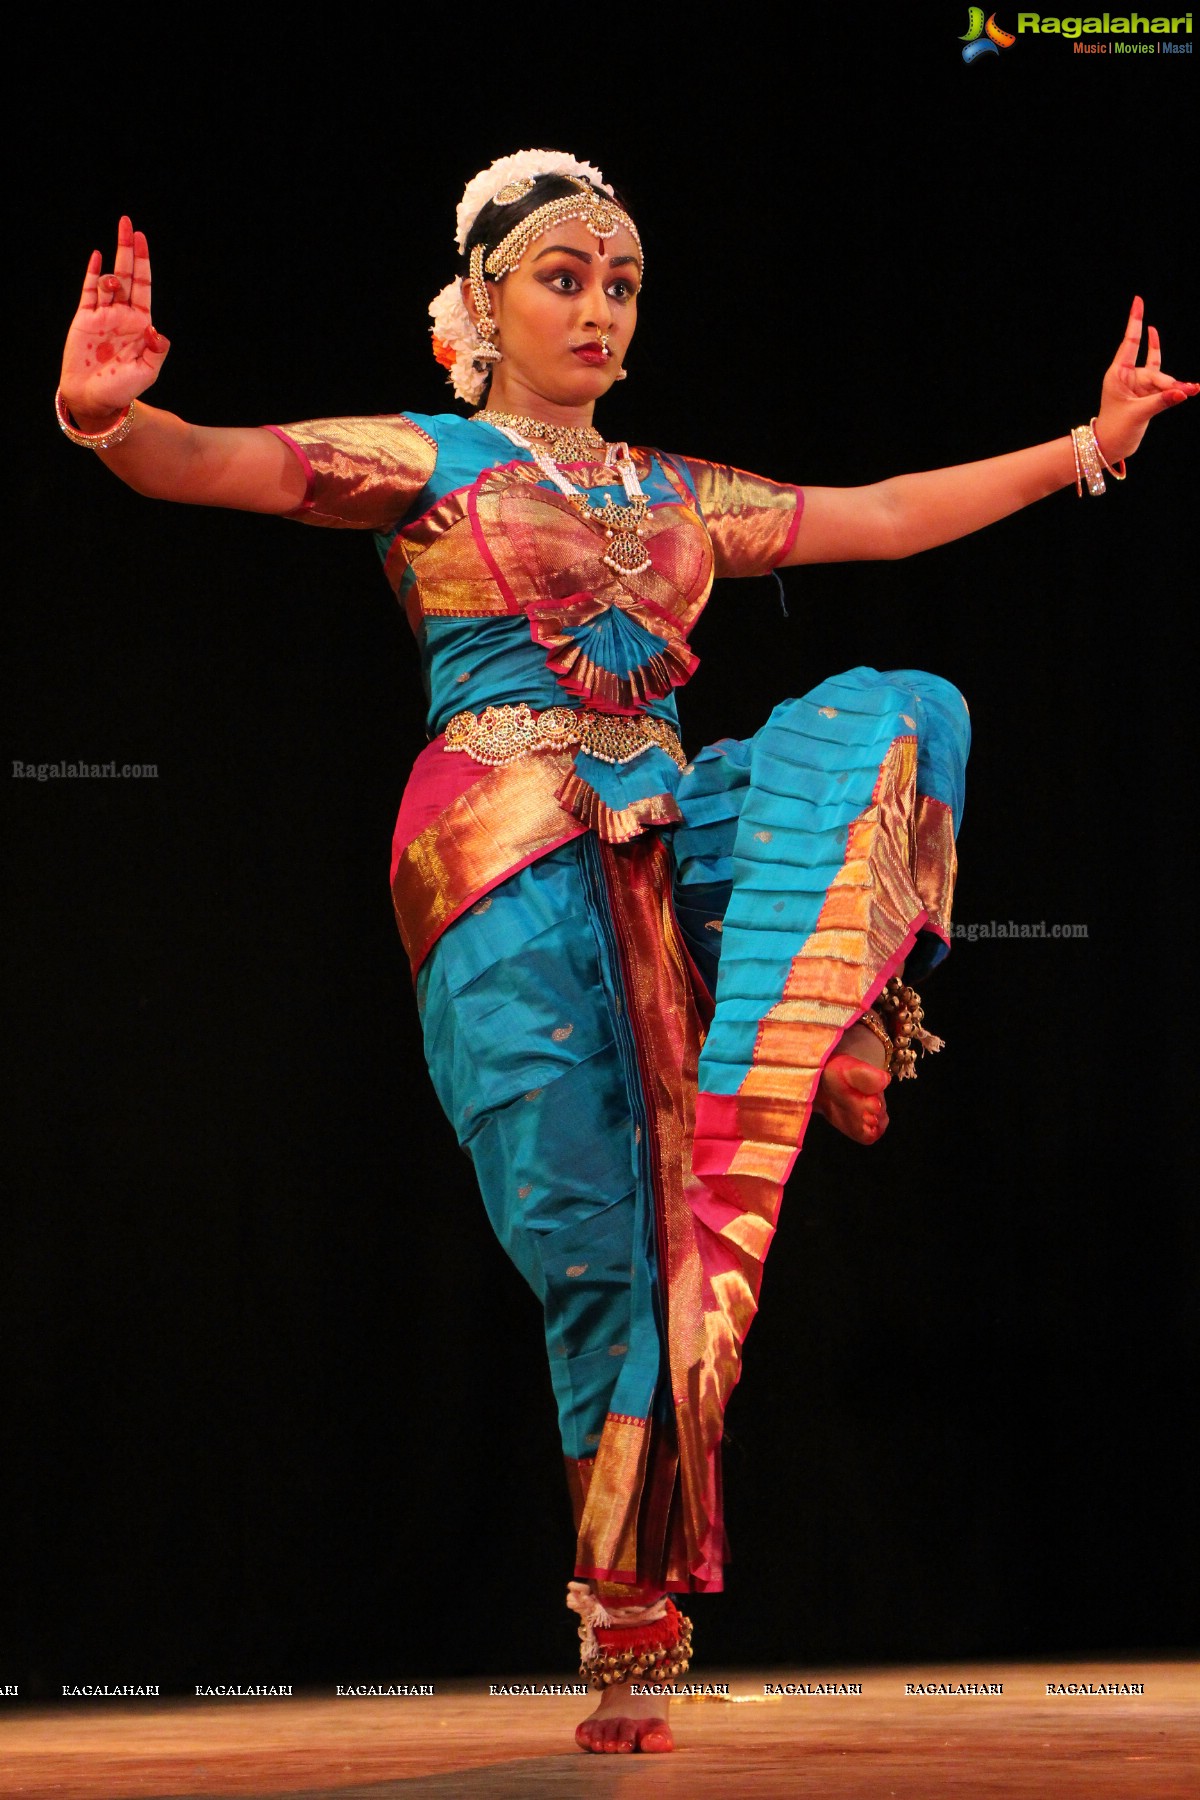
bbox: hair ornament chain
[483,185,643,281]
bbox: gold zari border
[914,792,958,936]
[392,752,582,974]
[661,736,955,1591]
[568,838,711,1590]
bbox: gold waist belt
[443,703,687,771]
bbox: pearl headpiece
[428,149,636,406]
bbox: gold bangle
[856,1008,894,1070]
[1071,423,1106,497]
[55,386,137,450]
[1089,417,1127,480]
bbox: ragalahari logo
[960,8,1017,58]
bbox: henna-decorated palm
[60,215,169,422]
[1094,297,1198,463]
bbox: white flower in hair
[454,149,613,254]
[428,278,488,404]
[429,278,472,354]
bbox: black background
[5,13,1197,1699]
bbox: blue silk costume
[270,411,970,1597]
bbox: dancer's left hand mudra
[1093,296,1199,462]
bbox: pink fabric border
[262,425,315,514]
[775,485,806,566]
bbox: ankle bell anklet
[567,1582,694,1690]
[874,976,945,1080]
[583,1600,693,1690]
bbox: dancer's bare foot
[814,1024,891,1144]
[575,1683,674,1753]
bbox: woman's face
[465,214,641,416]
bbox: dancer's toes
[816,1054,891,1145]
[575,1715,632,1752]
[634,1715,675,1752]
[603,1718,635,1752]
[575,1707,673,1754]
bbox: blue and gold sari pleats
[416,668,968,1593]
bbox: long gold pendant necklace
[479,414,652,577]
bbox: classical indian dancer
[57,150,1193,1754]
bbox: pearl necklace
[486,420,652,577]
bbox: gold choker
[473,410,604,462]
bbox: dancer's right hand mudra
[60,215,170,427]
[57,216,306,513]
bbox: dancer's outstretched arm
[785,299,1196,566]
[58,216,306,514]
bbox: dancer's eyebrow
[533,245,641,270]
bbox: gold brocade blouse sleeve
[670,455,804,580]
[265,414,438,530]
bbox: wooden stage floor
[2,1663,1197,1799]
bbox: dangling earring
[615,367,628,381]
[468,244,502,365]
